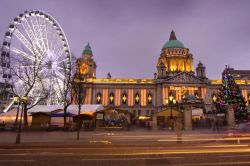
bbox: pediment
[165,72,204,84]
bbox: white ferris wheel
[1,10,72,112]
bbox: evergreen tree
[215,67,248,123]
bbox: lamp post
[212,94,217,114]
[166,94,177,130]
[13,96,20,130]
[73,73,85,141]
[16,96,27,144]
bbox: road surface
[1,130,250,165]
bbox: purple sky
[1,0,250,79]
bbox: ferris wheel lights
[40,13,45,18]
[1,10,72,106]
[2,74,11,79]
[14,17,19,22]
[44,14,49,20]
[1,51,6,57]
[5,32,11,37]
[19,16,25,21]
[29,11,35,16]
[1,52,10,57]
[3,41,10,47]
[2,63,6,67]
[9,24,14,29]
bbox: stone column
[152,113,158,130]
[227,105,235,128]
[156,84,163,108]
[184,105,192,130]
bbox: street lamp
[165,94,177,130]
[212,94,217,114]
[16,96,27,144]
[165,94,176,120]
[13,96,20,130]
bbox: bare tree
[10,50,48,126]
[55,61,73,129]
[72,70,86,140]
[52,52,77,129]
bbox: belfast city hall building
[77,31,250,120]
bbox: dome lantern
[163,30,184,49]
[82,42,93,55]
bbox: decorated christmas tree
[215,66,248,123]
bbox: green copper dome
[163,31,184,49]
[82,43,93,55]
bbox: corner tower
[157,30,194,78]
[76,43,97,78]
[196,61,206,79]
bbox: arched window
[109,92,114,105]
[135,92,140,105]
[96,92,102,104]
[147,93,153,105]
[121,93,127,105]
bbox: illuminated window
[96,92,102,104]
[109,92,114,105]
[135,93,140,105]
[122,93,127,105]
[147,93,153,105]
[80,63,88,74]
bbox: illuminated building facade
[77,31,250,117]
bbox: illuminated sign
[169,86,198,91]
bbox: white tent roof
[28,104,104,115]
[0,108,18,116]
[61,104,104,115]
[28,105,63,113]
[0,104,104,116]
[0,107,32,117]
